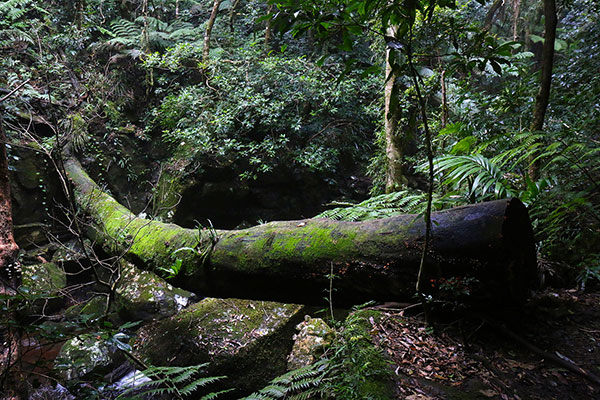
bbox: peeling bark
[64,158,537,305]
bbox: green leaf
[450,136,477,155]
[530,34,544,43]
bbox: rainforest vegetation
[0,0,599,399]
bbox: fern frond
[116,363,227,400]
[240,359,329,400]
[199,389,235,400]
[111,18,141,38]
[317,190,430,221]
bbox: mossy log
[65,158,537,305]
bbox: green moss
[115,261,195,321]
[133,298,305,395]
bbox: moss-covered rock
[51,239,91,263]
[21,262,67,296]
[21,262,67,314]
[55,333,122,381]
[132,297,305,397]
[287,316,334,370]
[115,262,196,321]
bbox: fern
[0,0,31,20]
[317,190,437,221]
[117,363,232,400]
[93,17,202,54]
[240,360,329,400]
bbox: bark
[0,116,19,287]
[512,0,522,41]
[484,0,504,30]
[228,0,241,32]
[440,70,448,129]
[203,0,222,63]
[64,158,537,306]
[264,3,274,55]
[384,27,404,193]
[528,0,557,180]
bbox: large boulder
[132,297,305,397]
[55,333,123,381]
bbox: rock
[115,262,197,321]
[20,262,67,314]
[133,298,305,397]
[287,316,334,370]
[28,383,75,400]
[55,333,123,380]
[51,239,90,263]
[65,295,107,323]
[21,262,67,296]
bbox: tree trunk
[264,3,274,55]
[203,0,222,63]
[384,27,404,193]
[64,158,537,306]
[0,116,19,288]
[484,0,504,30]
[440,70,448,129]
[228,0,241,32]
[528,0,557,180]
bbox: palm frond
[431,154,515,200]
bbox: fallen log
[65,158,537,305]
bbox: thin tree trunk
[0,116,20,388]
[203,0,222,63]
[440,70,448,129]
[528,0,557,180]
[384,27,404,193]
[228,0,241,32]
[484,0,504,30]
[512,0,522,41]
[63,157,538,306]
[264,3,274,55]
[141,0,150,53]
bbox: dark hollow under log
[64,158,537,306]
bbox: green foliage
[117,363,232,400]
[240,360,329,400]
[148,46,379,180]
[317,190,430,221]
[157,258,183,279]
[92,16,202,55]
[577,255,600,292]
[242,309,391,400]
[322,310,392,400]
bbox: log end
[501,198,538,302]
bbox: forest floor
[370,289,600,400]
